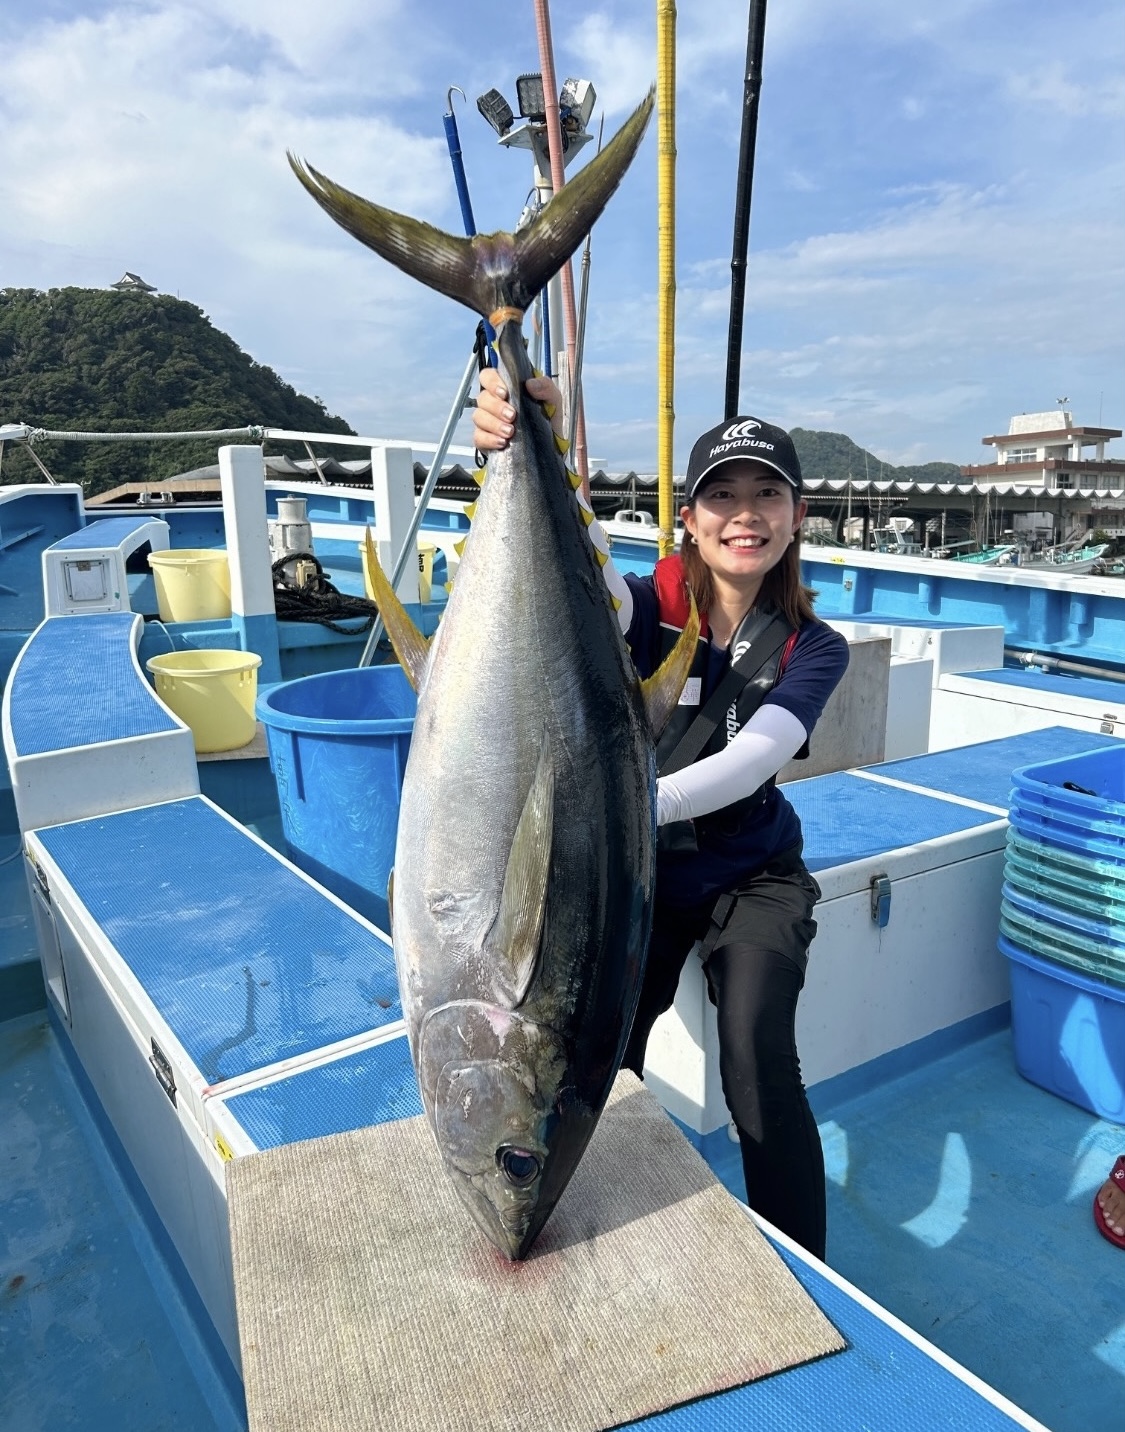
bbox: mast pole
[724,0,768,420]
[532,0,589,488]
[656,0,677,558]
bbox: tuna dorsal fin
[361,529,430,692]
[487,734,555,1009]
[288,87,654,320]
[640,589,701,737]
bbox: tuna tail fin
[288,87,654,319]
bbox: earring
[689,535,698,545]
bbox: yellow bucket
[147,649,262,753]
[148,549,232,623]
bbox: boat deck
[3,813,1122,1432]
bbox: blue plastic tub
[1011,745,1125,813]
[256,664,416,933]
[1000,903,1125,985]
[1009,801,1125,861]
[1000,934,1125,1120]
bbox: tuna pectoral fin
[487,736,555,1009]
[640,590,701,737]
[362,529,430,691]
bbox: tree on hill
[0,287,355,494]
[790,427,961,485]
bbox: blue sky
[1,0,1122,472]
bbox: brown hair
[679,510,818,629]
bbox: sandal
[1093,1155,1125,1250]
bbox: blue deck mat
[873,726,1123,810]
[221,1035,423,1150]
[787,773,1002,870]
[49,516,160,550]
[8,613,178,755]
[35,798,401,1084]
[959,666,1125,703]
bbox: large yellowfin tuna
[289,90,695,1259]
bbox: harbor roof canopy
[982,425,1122,446]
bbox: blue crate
[1009,786,1125,842]
[1007,826,1125,882]
[1012,743,1125,811]
[1001,881,1125,945]
[1000,902,1125,985]
[1000,934,1125,1120]
[1009,801,1125,862]
[1004,844,1125,921]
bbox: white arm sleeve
[573,480,634,633]
[656,703,808,825]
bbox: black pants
[623,844,827,1259]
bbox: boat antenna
[724,0,769,420]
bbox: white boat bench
[2,610,198,834]
[24,792,402,1368]
[41,515,170,617]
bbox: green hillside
[0,287,355,494]
[789,427,961,485]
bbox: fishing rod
[724,0,769,420]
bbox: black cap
[685,417,803,500]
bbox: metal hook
[446,85,466,117]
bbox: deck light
[476,89,514,138]
[515,73,547,122]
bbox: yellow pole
[656,0,677,557]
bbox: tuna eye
[498,1146,540,1187]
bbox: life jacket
[651,554,802,842]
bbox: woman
[474,369,849,1259]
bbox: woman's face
[681,462,807,590]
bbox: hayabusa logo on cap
[722,420,761,441]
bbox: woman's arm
[656,704,808,825]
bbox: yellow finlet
[553,432,570,455]
[640,590,700,737]
[579,506,595,527]
[472,468,486,487]
[568,469,583,491]
[361,529,431,692]
[464,500,478,522]
[453,537,467,557]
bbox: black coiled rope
[271,553,380,636]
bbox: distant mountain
[0,287,355,494]
[789,428,962,485]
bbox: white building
[962,410,1124,492]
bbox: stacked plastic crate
[1000,744,1125,1121]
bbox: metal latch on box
[149,1039,177,1107]
[870,873,891,929]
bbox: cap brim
[689,455,801,498]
